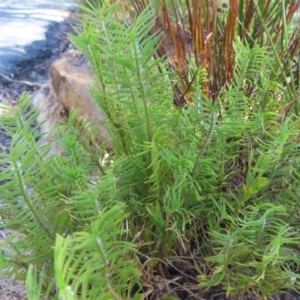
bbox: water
[0,0,77,75]
[0,0,76,49]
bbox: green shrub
[0,0,299,299]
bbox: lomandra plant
[0,0,300,299]
[132,0,299,107]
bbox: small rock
[49,58,110,146]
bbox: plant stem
[192,109,216,180]
[14,161,55,240]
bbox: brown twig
[0,73,42,88]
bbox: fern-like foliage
[70,2,300,298]
[196,42,300,296]
[0,1,299,299]
[0,94,142,299]
[54,205,141,300]
[71,1,195,259]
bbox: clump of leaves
[0,0,300,299]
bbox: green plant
[0,0,299,299]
